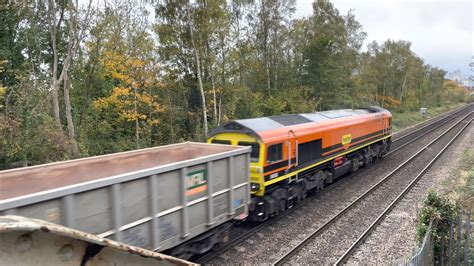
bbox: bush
[416,190,458,260]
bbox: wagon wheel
[178,252,194,260]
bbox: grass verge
[391,103,465,132]
[442,132,474,216]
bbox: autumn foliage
[0,0,470,169]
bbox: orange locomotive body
[209,106,392,221]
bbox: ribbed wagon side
[0,142,251,258]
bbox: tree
[45,0,93,155]
[155,0,231,140]
[187,6,208,139]
[247,0,295,94]
[302,0,366,110]
[354,40,446,111]
[1,0,467,169]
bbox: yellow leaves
[377,94,401,108]
[101,50,132,83]
[149,119,161,125]
[0,60,5,105]
[111,72,127,81]
[93,86,162,125]
[100,49,155,88]
[443,80,468,92]
[121,110,147,122]
[130,59,145,69]
[92,34,163,128]
[93,87,129,110]
[0,86,5,108]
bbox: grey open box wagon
[0,142,251,258]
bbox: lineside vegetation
[0,0,470,169]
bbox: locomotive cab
[208,132,266,196]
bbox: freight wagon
[0,142,251,259]
[209,106,392,221]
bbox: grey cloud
[295,0,473,78]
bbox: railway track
[334,116,473,265]
[392,104,469,140]
[272,112,472,265]
[390,104,471,153]
[194,105,472,265]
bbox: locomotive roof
[210,107,388,139]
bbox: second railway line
[272,112,472,265]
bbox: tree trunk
[218,94,222,126]
[51,82,62,131]
[399,70,408,104]
[219,38,226,127]
[134,86,139,148]
[262,0,271,94]
[48,0,62,132]
[381,79,386,108]
[266,62,271,93]
[188,9,208,139]
[236,12,244,86]
[63,73,79,156]
[166,91,175,143]
[210,66,218,126]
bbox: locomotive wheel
[325,172,333,184]
[277,199,286,215]
[298,185,307,202]
[293,181,307,204]
[316,179,324,192]
[271,188,288,216]
[350,158,359,172]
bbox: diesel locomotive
[209,106,392,221]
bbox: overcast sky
[295,0,473,79]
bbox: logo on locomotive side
[341,134,352,148]
[186,170,208,196]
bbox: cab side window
[238,141,260,162]
[267,143,283,163]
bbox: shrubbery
[416,190,458,260]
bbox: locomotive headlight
[250,182,260,192]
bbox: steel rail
[272,112,472,266]
[193,183,332,264]
[388,105,471,154]
[195,108,472,264]
[335,117,473,265]
[392,104,470,140]
[386,110,460,155]
[193,220,270,264]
